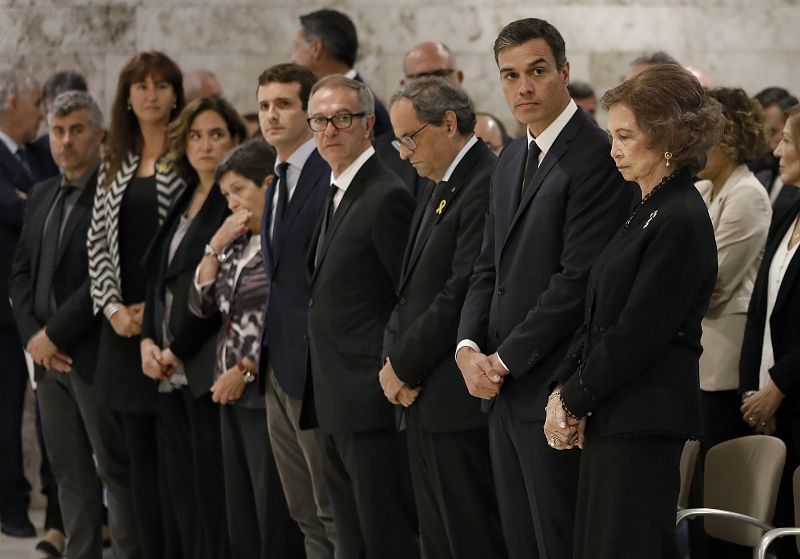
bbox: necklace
[623,172,676,229]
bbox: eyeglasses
[306,112,366,132]
[391,122,431,152]
[404,68,456,81]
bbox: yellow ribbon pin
[157,160,169,174]
[435,200,446,215]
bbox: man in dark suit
[256,63,337,559]
[291,8,393,139]
[303,75,418,559]
[456,19,633,559]
[0,69,59,538]
[10,91,115,558]
[382,77,505,559]
[376,42,465,200]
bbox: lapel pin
[643,210,658,228]
[435,200,447,215]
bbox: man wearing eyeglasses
[256,63,338,559]
[382,77,504,559]
[301,74,418,559]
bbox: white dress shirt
[329,146,376,212]
[269,137,316,240]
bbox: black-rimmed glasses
[307,112,366,132]
[391,122,431,152]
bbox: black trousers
[573,432,683,559]
[406,407,505,559]
[489,394,580,559]
[219,405,303,559]
[319,428,419,559]
[0,327,31,520]
[96,409,165,558]
[159,389,230,559]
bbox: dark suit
[741,190,800,545]
[303,152,418,558]
[555,170,716,558]
[142,184,230,559]
[383,139,505,559]
[0,138,58,522]
[259,147,337,558]
[458,107,633,559]
[9,168,125,557]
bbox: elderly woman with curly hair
[545,65,724,558]
[694,88,772,452]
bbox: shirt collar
[60,163,98,191]
[330,146,375,190]
[0,129,20,156]
[277,136,316,174]
[344,68,358,80]
[526,99,578,155]
[441,135,478,183]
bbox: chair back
[677,439,700,510]
[704,435,785,546]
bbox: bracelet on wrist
[237,361,256,384]
[103,303,121,320]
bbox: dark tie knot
[276,161,290,181]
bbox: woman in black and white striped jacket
[86,51,185,559]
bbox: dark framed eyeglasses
[391,122,431,152]
[404,68,456,81]
[306,112,366,132]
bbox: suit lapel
[0,142,33,193]
[30,177,60,282]
[272,150,327,275]
[310,156,373,284]
[55,169,98,268]
[501,110,585,257]
[400,180,434,275]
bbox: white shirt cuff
[455,339,510,373]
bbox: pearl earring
[664,151,673,167]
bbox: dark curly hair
[706,87,768,164]
[601,65,725,174]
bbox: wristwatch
[237,361,256,384]
[204,243,229,263]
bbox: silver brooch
[643,210,658,229]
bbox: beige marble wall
[1,0,798,133]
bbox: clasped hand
[455,348,507,400]
[26,329,72,372]
[109,302,144,338]
[741,381,784,435]
[378,358,421,407]
[140,338,181,380]
[543,388,585,450]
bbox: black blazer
[1,140,58,327]
[10,170,101,383]
[302,153,415,433]
[384,140,494,433]
[741,190,800,411]
[260,148,329,400]
[353,72,392,140]
[557,170,717,438]
[142,184,228,397]
[457,108,634,422]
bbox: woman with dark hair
[545,65,724,558]
[694,88,771,452]
[189,139,302,559]
[87,51,185,558]
[140,96,245,558]
[740,105,800,557]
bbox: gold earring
[664,151,672,167]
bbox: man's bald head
[401,42,463,87]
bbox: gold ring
[550,436,557,446]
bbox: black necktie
[16,145,34,181]
[315,183,339,266]
[521,140,542,198]
[34,185,74,321]
[272,162,290,242]
[411,180,445,255]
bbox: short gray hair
[48,91,104,130]
[390,77,475,136]
[0,69,38,119]
[309,74,375,117]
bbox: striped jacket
[87,152,185,313]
